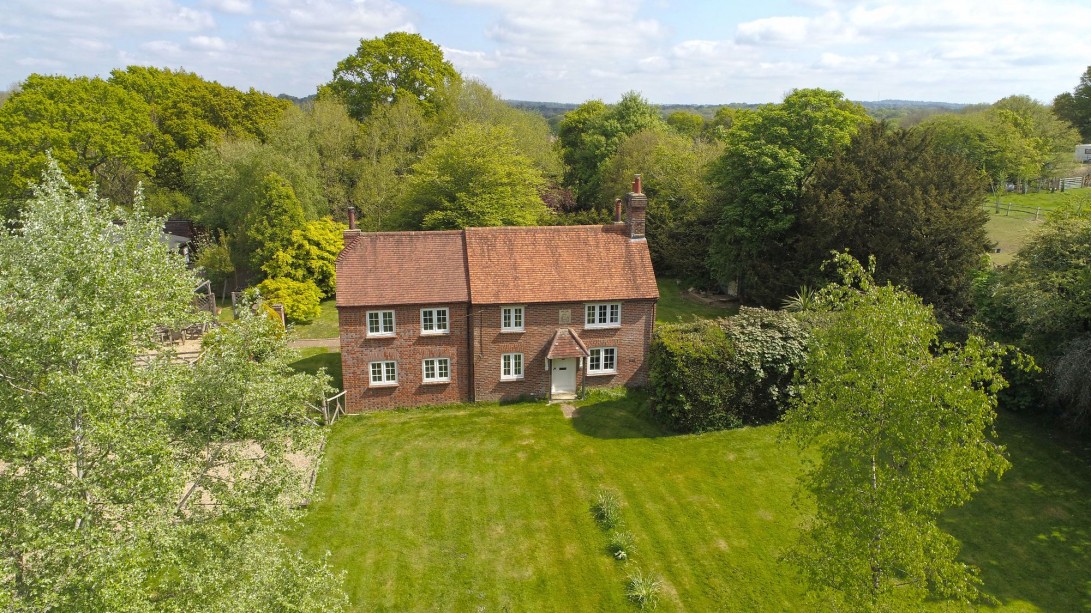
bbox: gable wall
[340,303,471,412]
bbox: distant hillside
[505,99,972,125]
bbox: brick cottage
[336,178,659,412]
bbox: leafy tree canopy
[796,122,990,316]
[0,74,155,212]
[0,160,345,610]
[557,91,666,207]
[247,172,307,270]
[783,253,1012,610]
[321,32,460,121]
[708,88,869,304]
[395,122,548,230]
[1053,65,1091,142]
[109,66,290,192]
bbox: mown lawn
[290,347,343,390]
[656,278,737,323]
[289,394,1091,611]
[984,187,1091,265]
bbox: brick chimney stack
[625,174,646,240]
[344,205,361,242]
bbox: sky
[3,0,1091,105]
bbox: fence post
[1035,207,1040,221]
[1006,202,1012,215]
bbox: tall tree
[247,172,307,270]
[1053,65,1091,142]
[557,92,666,208]
[601,129,722,283]
[395,122,548,230]
[708,88,869,304]
[109,66,290,193]
[0,74,155,212]
[796,122,990,316]
[321,32,460,121]
[0,161,345,610]
[783,254,1012,610]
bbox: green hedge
[648,307,808,432]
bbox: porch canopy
[547,328,590,360]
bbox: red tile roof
[464,225,658,304]
[547,328,590,359]
[335,230,469,307]
[336,224,658,307]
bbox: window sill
[366,333,396,339]
[586,371,617,377]
[420,331,450,337]
[422,379,451,385]
[368,382,398,388]
[500,376,525,382]
[500,329,524,334]
[584,324,621,330]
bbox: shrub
[256,277,322,324]
[592,488,622,530]
[625,571,662,610]
[608,530,636,561]
[648,307,808,432]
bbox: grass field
[984,187,1090,265]
[656,278,737,323]
[290,347,343,390]
[289,394,1091,612]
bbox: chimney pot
[633,174,643,195]
[614,198,623,223]
[347,206,357,230]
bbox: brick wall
[472,299,656,403]
[340,299,656,411]
[339,303,471,412]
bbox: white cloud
[202,0,253,14]
[190,35,230,51]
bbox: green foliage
[648,308,808,432]
[1053,65,1091,142]
[625,571,663,610]
[109,66,290,192]
[194,230,236,291]
[708,88,869,304]
[396,122,548,229]
[591,488,623,530]
[608,530,636,561]
[975,210,1091,429]
[246,172,307,270]
[782,253,1012,610]
[601,129,723,283]
[0,74,155,211]
[0,161,344,610]
[665,111,704,140]
[263,217,346,297]
[558,92,666,207]
[322,32,460,121]
[257,277,323,324]
[796,122,991,316]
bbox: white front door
[551,358,577,397]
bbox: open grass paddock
[289,393,1091,612]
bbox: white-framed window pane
[586,305,595,323]
[370,362,383,382]
[514,354,523,375]
[385,362,396,381]
[598,304,607,323]
[590,350,601,371]
[438,359,449,379]
[437,309,448,331]
[368,312,380,334]
[502,308,512,329]
[609,304,620,324]
[422,310,434,330]
[382,312,394,333]
[424,359,436,379]
[603,348,616,371]
[514,308,523,328]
